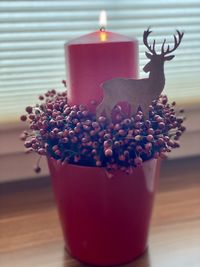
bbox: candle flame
[100,31,107,41]
[99,10,107,30]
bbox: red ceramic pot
[48,157,160,266]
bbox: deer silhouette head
[143,28,184,73]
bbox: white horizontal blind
[0,0,200,123]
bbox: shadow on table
[62,250,151,267]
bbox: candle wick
[100,27,106,32]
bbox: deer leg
[130,104,138,117]
[141,104,149,119]
[96,101,105,118]
[104,104,113,122]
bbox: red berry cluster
[20,86,185,174]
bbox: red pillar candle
[65,13,138,111]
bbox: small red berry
[52,145,58,151]
[92,149,97,155]
[20,133,27,141]
[38,148,46,155]
[158,122,165,129]
[82,110,89,117]
[25,106,33,114]
[148,128,154,135]
[114,124,120,131]
[180,126,186,132]
[96,160,102,167]
[39,95,44,100]
[118,154,125,161]
[105,148,113,157]
[135,135,142,141]
[145,143,152,150]
[104,140,111,148]
[55,149,61,156]
[118,129,125,136]
[20,115,27,121]
[106,171,114,179]
[98,116,106,123]
[115,114,123,122]
[158,138,164,145]
[24,141,31,148]
[34,165,41,173]
[172,101,176,106]
[136,145,143,153]
[135,114,142,121]
[29,114,35,120]
[134,157,143,167]
[146,134,154,142]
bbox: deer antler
[161,30,184,55]
[143,27,156,55]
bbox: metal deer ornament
[96,28,184,120]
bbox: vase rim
[47,156,158,171]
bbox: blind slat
[1,0,199,10]
[1,66,197,81]
[1,26,200,41]
[1,49,197,60]
[1,18,200,33]
[1,9,200,23]
[1,71,198,92]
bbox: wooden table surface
[0,157,200,267]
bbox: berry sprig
[20,83,185,174]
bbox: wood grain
[0,157,200,267]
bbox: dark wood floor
[0,157,200,267]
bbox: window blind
[0,0,200,123]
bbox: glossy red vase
[48,157,160,266]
